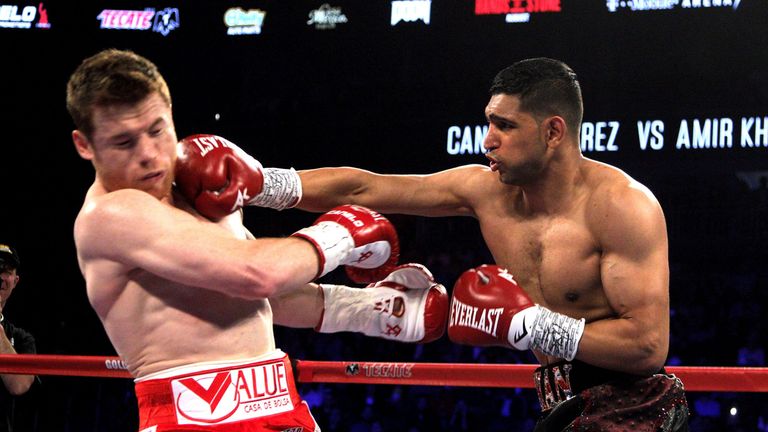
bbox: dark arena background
[2,1,768,431]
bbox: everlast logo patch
[190,135,235,158]
[449,297,503,337]
[170,359,293,425]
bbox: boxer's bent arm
[76,189,319,299]
[576,183,670,376]
[297,165,488,217]
[269,283,324,328]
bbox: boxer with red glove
[175,134,397,283]
[448,265,585,361]
[175,134,302,219]
[292,204,400,283]
[317,263,448,343]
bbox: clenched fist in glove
[317,263,448,343]
[292,204,400,282]
[175,134,302,219]
[447,265,585,361]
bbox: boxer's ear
[73,130,94,160]
[542,116,567,148]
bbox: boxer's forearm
[574,317,668,376]
[298,167,370,211]
[270,283,324,328]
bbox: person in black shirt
[0,244,36,432]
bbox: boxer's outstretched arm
[297,165,488,217]
[269,283,324,328]
[76,188,320,301]
[271,264,449,344]
[574,182,670,376]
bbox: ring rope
[0,354,131,378]
[1,354,766,392]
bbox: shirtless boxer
[238,58,690,431]
[66,49,447,432]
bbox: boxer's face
[483,93,549,185]
[73,93,178,200]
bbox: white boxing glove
[317,264,449,343]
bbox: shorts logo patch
[171,360,294,425]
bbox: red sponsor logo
[175,372,240,423]
[475,0,561,15]
[97,9,154,30]
[171,361,292,425]
[361,362,413,378]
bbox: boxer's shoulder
[445,163,504,194]
[75,188,188,264]
[77,189,166,236]
[584,174,665,250]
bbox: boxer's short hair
[490,58,583,134]
[66,48,172,139]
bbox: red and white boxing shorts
[135,350,320,432]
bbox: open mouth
[486,155,500,172]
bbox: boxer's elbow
[249,273,284,299]
[633,331,668,375]
[238,264,306,299]
[224,265,280,299]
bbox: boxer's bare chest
[477,206,607,318]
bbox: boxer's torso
[471,159,632,365]
[75,185,274,378]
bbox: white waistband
[135,349,285,382]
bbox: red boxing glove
[448,265,585,360]
[292,204,399,282]
[317,263,448,343]
[447,264,536,349]
[175,134,302,219]
[175,134,264,219]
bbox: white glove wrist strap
[529,306,585,361]
[249,167,303,210]
[318,284,426,342]
[317,285,373,334]
[293,222,353,278]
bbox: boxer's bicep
[599,184,669,317]
[596,184,670,368]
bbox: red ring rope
[1,354,766,392]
